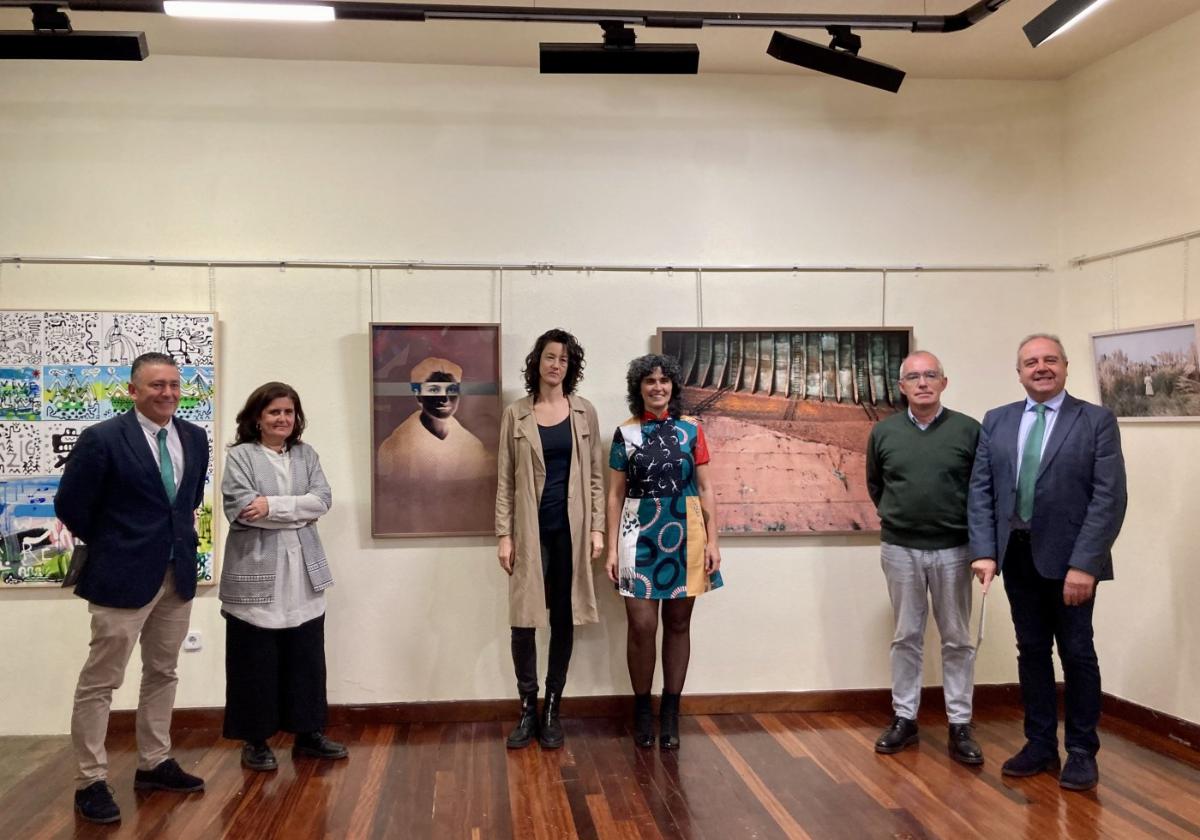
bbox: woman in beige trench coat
[496,328,606,750]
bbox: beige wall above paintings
[1,8,1199,734]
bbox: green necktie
[157,427,177,504]
[1016,403,1046,522]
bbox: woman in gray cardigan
[220,381,346,771]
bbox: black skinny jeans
[511,528,574,697]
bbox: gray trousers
[881,542,975,724]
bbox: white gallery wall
[0,7,1192,735]
[1057,10,1200,727]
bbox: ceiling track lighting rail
[4,1,1103,90]
[1,0,1013,33]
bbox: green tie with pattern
[1016,403,1046,522]
[156,427,177,504]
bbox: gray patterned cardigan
[219,441,334,605]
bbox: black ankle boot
[659,692,681,750]
[506,693,539,749]
[539,690,565,749]
[633,693,655,748]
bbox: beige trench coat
[495,395,607,628]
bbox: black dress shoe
[293,732,349,760]
[632,693,655,748]
[507,693,540,749]
[1059,751,1099,791]
[874,717,919,754]
[539,691,565,750]
[75,780,121,824]
[241,741,278,772]
[659,692,681,751]
[1001,742,1061,777]
[948,723,984,765]
[133,758,205,793]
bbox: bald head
[900,351,944,378]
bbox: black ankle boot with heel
[506,693,540,749]
[633,692,655,748]
[659,692,681,750]
[540,690,565,749]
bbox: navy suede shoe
[1001,743,1060,777]
[1059,751,1099,791]
[133,758,205,793]
[74,780,120,824]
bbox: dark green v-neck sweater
[865,408,981,549]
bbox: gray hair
[899,351,944,378]
[1016,333,1068,367]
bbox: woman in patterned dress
[605,354,722,749]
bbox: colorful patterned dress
[609,412,724,600]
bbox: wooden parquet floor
[2,706,1198,839]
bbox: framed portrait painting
[656,326,913,536]
[370,324,501,537]
[1091,320,1200,421]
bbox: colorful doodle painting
[0,309,218,588]
[0,368,41,421]
[0,477,75,584]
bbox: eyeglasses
[412,382,461,396]
[901,371,943,382]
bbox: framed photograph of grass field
[1091,320,1200,421]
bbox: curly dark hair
[233,381,306,448]
[523,328,586,398]
[625,354,683,418]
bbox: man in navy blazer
[968,334,1126,792]
[56,352,210,824]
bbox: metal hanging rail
[0,255,1049,273]
[1069,227,1200,268]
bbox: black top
[537,416,573,531]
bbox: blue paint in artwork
[0,367,41,421]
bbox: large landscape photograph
[657,327,912,535]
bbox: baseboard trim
[106,684,1197,756]
[111,684,1023,732]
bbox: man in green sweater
[866,350,983,764]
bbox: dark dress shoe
[507,693,540,749]
[241,741,278,772]
[948,723,984,765]
[633,693,655,748]
[659,692,681,751]
[133,758,205,793]
[1059,751,1099,791]
[1001,743,1061,777]
[539,691,565,750]
[874,717,919,754]
[75,781,121,824]
[293,732,349,760]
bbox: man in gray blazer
[968,334,1126,792]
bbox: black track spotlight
[540,21,699,74]
[1023,0,1112,47]
[0,3,147,60]
[767,27,905,93]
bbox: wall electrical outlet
[183,631,203,652]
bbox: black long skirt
[222,611,329,742]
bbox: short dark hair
[233,381,306,448]
[523,328,586,398]
[625,354,683,418]
[131,352,177,382]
